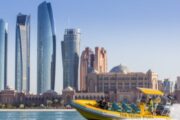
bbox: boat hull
[71,100,171,120]
[72,101,121,120]
[76,107,117,120]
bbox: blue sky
[0,0,180,93]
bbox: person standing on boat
[154,96,161,111]
[97,97,103,108]
[148,98,154,114]
[102,97,109,109]
[97,97,108,109]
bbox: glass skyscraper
[0,19,8,91]
[15,13,30,93]
[61,29,80,90]
[37,1,56,94]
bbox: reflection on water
[0,111,85,120]
[0,105,179,120]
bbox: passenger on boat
[167,95,175,104]
[97,97,109,110]
[148,98,154,114]
[154,96,161,111]
[141,95,147,103]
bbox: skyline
[0,0,179,93]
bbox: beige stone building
[80,47,107,91]
[62,86,106,104]
[0,87,62,107]
[86,65,158,102]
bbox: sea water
[0,111,85,120]
[0,105,179,120]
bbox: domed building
[62,86,75,105]
[110,64,130,74]
[86,65,159,102]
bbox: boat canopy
[137,88,164,96]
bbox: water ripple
[0,111,85,120]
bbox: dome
[110,64,130,74]
[63,86,74,91]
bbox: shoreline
[0,109,76,112]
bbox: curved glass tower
[37,1,56,94]
[0,19,8,91]
[15,13,30,93]
[61,29,80,91]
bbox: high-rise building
[175,77,180,103]
[37,1,56,94]
[15,13,30,93]
[94,47,108,73]
[175,77,180,91]
[0,19,8,91]
[80,47,94,91]
[163,79,173,95]
[61,29,80,90]
[80,47,108,91]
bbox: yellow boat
[71,88,172,120]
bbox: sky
[0,0,180,93]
